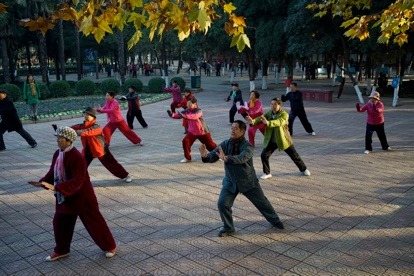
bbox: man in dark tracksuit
[121,86,148,129]
[281,82,315,136]
[225,82,243,124]
[200,120,284,237]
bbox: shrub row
[0,76,186,101]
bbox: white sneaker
[137,142,144,146]
[364,150,370,154]
[310,132,316,136]
[303,169,311,176]
[180,158,191,163]
[125,175,132,183]
[105,249,116,258]
[260,174,272,180]
[386,147,392,151]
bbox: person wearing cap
[356,91,391,154]
[281,82,316,136]
[225,82,243,124]
[97,91,143,147]
[199,120,284,237]
[55,107,132,183]
[169,97,217,163]
[163,80,182,113]
[28,126,117,261]
[246,97,311,180]
[0,89,37,151]
[120,86,148,130]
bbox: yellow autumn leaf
[128,13,145,29]
[232,15,246,27]
[93,27,106,43]
[223,3,236,14]
[97,17,113,34]
[0,3,8,13]
[341,17,359,28]
[127,30,142,49]
[198,9,212,32]
[128,0,143,8]
[79,16,94,35]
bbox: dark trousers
[84,148,128,179]
[289,108,313,135]
[229,104,238,123]
[218,185,280,232]
[0,127,36,150]
[182,132,216,160]
[261,141,307,175]
[53,207,116,254]
[126,110,148,129]
[365,123,389,151]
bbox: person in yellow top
[23,74,41,121]
[246,97,310,180]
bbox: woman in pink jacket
[356,91,391,154]
[170,98,217,162]
[237,90,266,146]
[97,91,143,147]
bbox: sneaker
[105,248,116,258]
[310,132,316,136]
[386,147,392,151]
[0,148,5,151]
[303,169,311,176]
[125,175,132,183]
[218,228,235,237]
[260,174,272,180]
[167,110,172,117]
[45,252,69,262]
[273,220,285,229]
[180,158,191,163]
[31,143,38,148]
[137,142,144,146]
[364,150,370,154]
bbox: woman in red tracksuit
[170,97,217,163]
[69,107,132,183]
[168,89,196,134]
[97,91,142,147]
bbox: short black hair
[129,86,136,90]
[189,97,197,104]
[271,97,282,105]
[107,91,115,98]
[251,90,260,98]
[291,82,298,87]
[234,120,246,132]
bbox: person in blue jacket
[199,120,284,237]
[281,82,315,136]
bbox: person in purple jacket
[356,91,391,154]
[163,80,182,113]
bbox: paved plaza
[1,74,414,275]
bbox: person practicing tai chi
[356,91,391,154]
[28,126,117,262]
[199,120,285,237]
[97,91,143,147]
[120,86,148,129]
[281,82,315,136]
[168,97,217,163]
[53,107,133,183]
[163,80,182,113]
[225,82,243,124]
[246,97,311,180]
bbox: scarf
[249,99,257,108]
[29,82,37,96]
[229,136,245,155]
[53,145,73,204]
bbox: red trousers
[53,206,116,254]
[84,148,129,179]
[182,132,217,160]
[103,120,141,146]
[248,123,266,146]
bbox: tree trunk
[58,19,66,80]
[340,36,363,103]
[0,38,11,83]
[25,44,32,74]
[37,32,49,84]
[74,25,82,80]
[115,29,126,84]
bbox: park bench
[301,89,333,103]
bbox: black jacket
[0,96,23,132]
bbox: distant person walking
[97,92,143,147]
[199,120,284,237]
[120,86,148,129]
[246,97,311,180]
[28,126,117,261]
[281,82,315,136]
[356,91,391,154]
[23,74,41,121]
[0,89,37,151]
[225,82,243,124]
